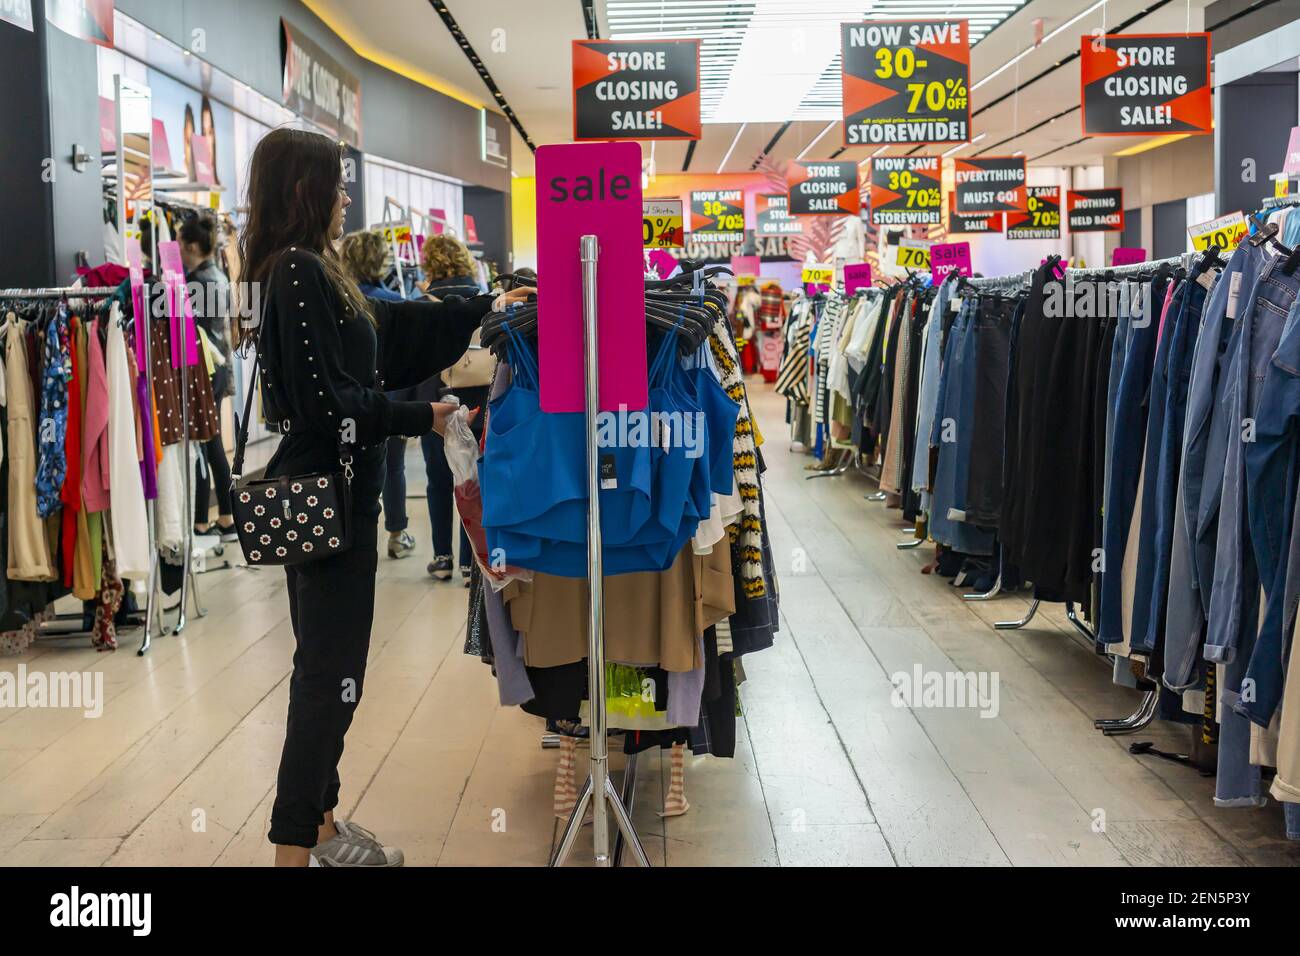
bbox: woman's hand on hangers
[492,286,536,312]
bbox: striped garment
[708,316,765,598]
[775,303,811,404]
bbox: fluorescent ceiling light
[941,132,986,158]
[717,123,747,172]
[605,0,1029,124]
[796,121,838,160]
[971,0,1106,92]
[1112,133,1191,157]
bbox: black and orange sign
[689,189,745,240]
[787,161,860,216]
[947,193,1003,234]
[954,156,1026,213]
[572,39,701,141]
[869,156,942,225]
[1005,186,1061,239]
[841,19,970,146]
[756,194,804,236]
[1081,33,1211,135]
[1067,189,1124,232]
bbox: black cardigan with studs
[258,247,491,516]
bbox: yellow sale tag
[1188,212,1247,252]
[802,263,833,285]
[736,275,756,287]
[382,225,413,243]
[896,239,931,269]
[1276,176,1291,199]
[208,191,222,210]
[643,199,684,249]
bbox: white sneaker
[310,820,404,867]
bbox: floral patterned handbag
[229,334,352,567]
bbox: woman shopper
[339,229,418,560]
[418,234,492,584]
[237,128,533,867]
[181,213,236,540]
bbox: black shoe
[428,556,453,580]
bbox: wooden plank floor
[1,380,1296,866]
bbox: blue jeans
[1132,281,1207,654]
[382,436,408,533]
[928,301,993,556]
[422,429,471,565]
[1205,255,1300,669]
[1186,242,1273,620]
[1098,282,1159,647]
[1241,289,1300,724]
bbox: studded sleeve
[268,249,432,445]
[368,293,494,393]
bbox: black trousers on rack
[268,511,378,848]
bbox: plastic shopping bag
[442,404,530,590]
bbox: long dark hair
[237,128,370,341]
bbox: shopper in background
[238,127,532,867]
[418,234,490,584]
[181,213,236,541]
[339,229,417,560]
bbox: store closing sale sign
[1067,188,1124,232]
[572,39,701,140]
[841,19,970,145]
[869,156,942,225]
[954,156,1026,213]
[1081,34,1212,135]
[787,161,861,215]
[756,194,803,236]
[1005,186,1062,240]
[690,190,745,241]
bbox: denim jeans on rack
[1128,280,1186,654]
[1205,254,1300,670]
[1184,242,1273,622]
[1132,281,1208,656]
[1098,282,1158,649]
[1241,290,1300,726]
[928,300,993,556]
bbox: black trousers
[268,514,378,848]
[195,394,233,521]
[964,296,1015,527]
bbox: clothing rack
[1065,252,1194,278]
[961,270,1033,294]
[0,286,119,299]
[549,235,651,869]
[0,285,148,645]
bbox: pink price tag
[730,255,760,279]
[125,238,147,366]
[191,134,215,186]
[844,262,873,295]
[1112,247,1146,267]
[151,119,173,172]
[156,241,200,369]
[930,242,972,281]
[647,248,677,279]
[1285,127,1300,178]
[536,142,648,413]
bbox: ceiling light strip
[796,121,838,161]
[717,123,747,173]
[751,120,792,169]
[427,0,535,152]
